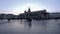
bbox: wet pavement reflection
[0,19,60,34]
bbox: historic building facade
[19,8,49,20]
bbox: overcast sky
[0,0,60,15]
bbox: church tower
[24,10,26,13]
[28,7,31,13]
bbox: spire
[24,10,26,13]
[28,7,31,12]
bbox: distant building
[19,8,49,20]
[49,13,60,19]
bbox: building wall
[19,9,49,19]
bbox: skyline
[0,0,60,15]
